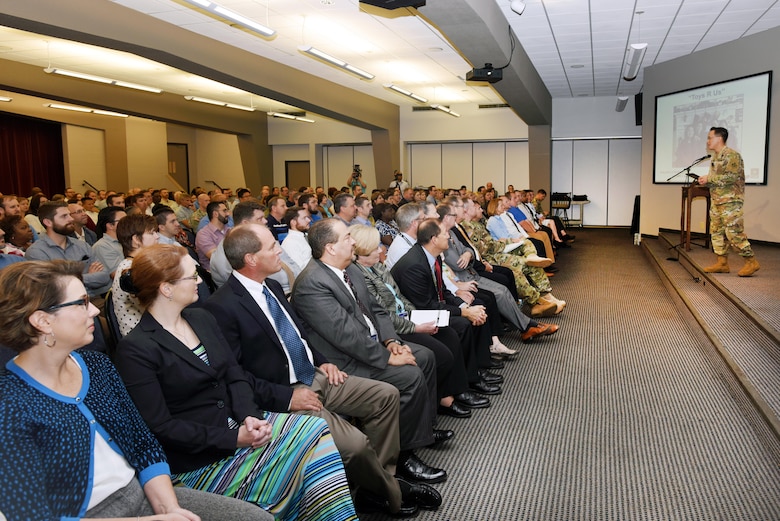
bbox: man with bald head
[189,192,211,230]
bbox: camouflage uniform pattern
[706,146,754,257]
[461,219,552,303]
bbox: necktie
[433,257,445,302]
[343,271,378,332]
[262,286,315,386]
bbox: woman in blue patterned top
[0,260,265,521]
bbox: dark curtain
[0,112,65,198]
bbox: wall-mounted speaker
[634,93,643,126]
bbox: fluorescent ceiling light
[623,43,647,81]
[181,0,276,37]
[615,96,629,112]
[430,104,460,117]
[46,103,128,117]
[298,46,375,80]
[268,112,314,123]
[384,84,427,103]
[184,96,255,111]
[0,96,11,102]
[43,67,163,93]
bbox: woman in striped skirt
[115,244,358,521]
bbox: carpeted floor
[361,228,780,520]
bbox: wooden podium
[680,185,711,251]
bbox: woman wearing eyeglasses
[0,260,266,520]
[114,244,357,521]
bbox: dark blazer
[115,308,261,473]
[204,275,328,412]
[291,260,397,378]
[390,243,465,315]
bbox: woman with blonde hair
[115,244,357,521]
[0,260,265,520]
[350,224,489,418]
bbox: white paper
[409,309,450,327]
[502,241,523,253]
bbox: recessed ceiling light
[321,0,335,4]
[428,47,443,52]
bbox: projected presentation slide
[653,72,771,185]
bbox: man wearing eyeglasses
[68,203,97,246]
[25,201,110,297]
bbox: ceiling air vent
[478,104,510,109]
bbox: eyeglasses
[41,294,90,312]
[170,271,201,283]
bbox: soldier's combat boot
[737,256,760,277]
[703,255,730,273]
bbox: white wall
[408,141,529,192]
[62,125,107,194]
[551,97,642,226]
[642,26,780,243]
[192,129,246,192]
[267,102,531,193]
[167,125,246,193]
[124,119,168,190]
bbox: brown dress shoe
[521,322,560,342]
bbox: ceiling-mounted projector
[466,63,502,83]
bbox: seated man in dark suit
[204,223,440,516]
[392,218,559,353]
[292,219,451,486]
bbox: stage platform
[644,231,780,439]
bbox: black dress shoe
[397,451,447,484]
[438,402,472,418]
[398,478,442,511]
[454,391,490,409]
[478,369,504,384]
[354,488,419,517]
[469,380,502,395]
[431,429,455,446]
[489,358,504,369]
[546,264,559,273]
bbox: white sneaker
[490,342,518,357]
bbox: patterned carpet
[361,228,780,521]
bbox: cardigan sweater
[0,350,170,521]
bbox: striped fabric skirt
[174,412,358,521]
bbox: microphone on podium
[693,154,711,162]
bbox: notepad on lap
[410,310,450,327]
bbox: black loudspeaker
[359,0,425,8]
[634,93,643,126]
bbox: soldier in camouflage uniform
[698,127,759,277]
[460,198,565,313]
